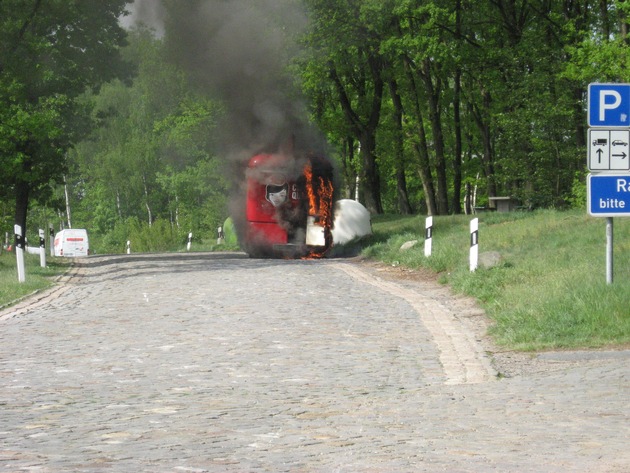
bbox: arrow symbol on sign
[597,148,604,163]
[613,152,627,159]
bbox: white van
[54,229,89,257]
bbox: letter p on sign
[588,83,630,127]
[599,91,622,121]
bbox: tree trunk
[388,78,413,214]
[14,150,32,241]
[116,190,122,219]
[452,68,463,214]
[142,174,152,226]
[14,179,30,241]
[403,55,437,215]
[471,88,498,200]
[64,175,72,229]
[421,58,449,215]
[359,131,383,214]
[330,57,384,214]
[573,86,586,148]
[480,89,497,199]
[620,0,630,44]
[452,1,463,214]
[175,194,180,229]
[340,137,358,200]
[413,141,438,216]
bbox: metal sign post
[606,217,613,284]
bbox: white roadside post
[126,240,131,254]
[187,232,193,251]
[470,218,479,272]
[39,229,46,268]
[424,216,433,257]
[217,226,225,245]
[14,224,26,283]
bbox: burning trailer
[240,149,335,259]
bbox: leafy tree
[69,28,227,249]
[18,0,630,255]
[301,0,387,214]
[0,0,131,238]
[298,0,630,214]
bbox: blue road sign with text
[588,83,630,127]
[587,174,630,216]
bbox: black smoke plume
[124,0,334,250]
[127,0,324,158]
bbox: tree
[297,0,630,215]
[0,0,131,238]
[301,0,387,214]
[69,29,227,249]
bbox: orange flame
[304,162,334,226]
[303,161,334,258]
[304,163,317,216]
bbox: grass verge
[0,252,72,310]
[361,209,630,351]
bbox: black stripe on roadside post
[14,233,24,249]
[470,229,478,247]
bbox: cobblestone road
[0,253,628,472]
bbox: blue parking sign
[588,83,630,127]
[587,174,630,216]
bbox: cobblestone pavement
[0,253,628,472]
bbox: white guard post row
[423,216,479,272]
[13,226,51,283]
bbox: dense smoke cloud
[123,0,338,251]
[125,0,323,160]
[121,0,165,37]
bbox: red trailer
[242,151,334,258]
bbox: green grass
[0,251,72,309]
[361,209,630,351]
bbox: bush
[127,218,181,252]
[222,217,238,246]
[569,172,587,209]
[94,217,184,254]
